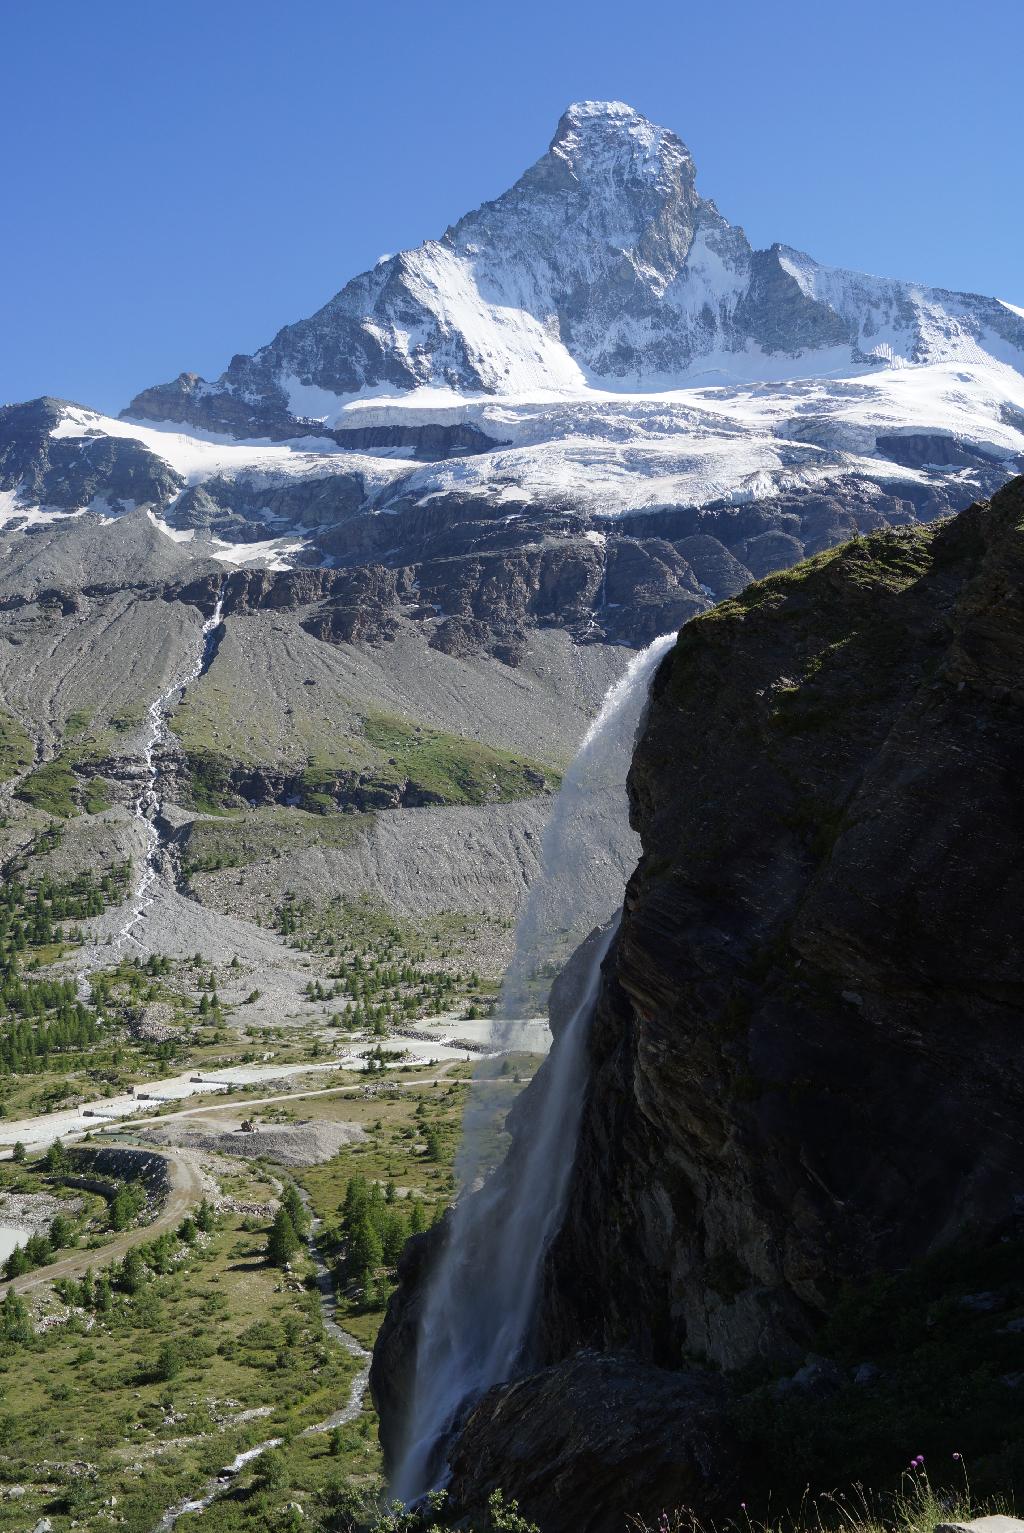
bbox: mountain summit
[4,102,1024,578]
[125,101,1024,438]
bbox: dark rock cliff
[373,477,1024,1529]
[26,473,980,666]
[0,397,182,511]
[536,476,1024,1377]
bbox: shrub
[154,1340,182,1381]
[0,1289,31,1343]
[254,1447,287,1491]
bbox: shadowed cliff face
[374,477,1024,1531]
[535,476,1024,1378]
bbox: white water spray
[392,632,676,1501]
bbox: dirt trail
[91,1066,462,1136]
[3,1148,205,1295]
[3,1069,469,1296]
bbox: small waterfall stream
[73,593,224,1001]
[392,632,676,1501]
[117,593,224,953]
[153,1199,372,1531]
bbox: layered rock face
[4,397,1000,667]
[375,477,1024,1529]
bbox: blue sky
[2,0,1021,414]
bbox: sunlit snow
[33,352,1024,555]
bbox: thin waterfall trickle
[116,590,225,951]
[391,631,676,1502]
[70,591,226,997]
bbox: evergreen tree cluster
[52,1199,218,1314]
[0,865,134,1071]
[279,892,489,1035]
[2,1150,176,1278]
[89,953,171,1011]
[3,1195,80,1280]
[303,957,466,1036]
[0,863,130,955]
[337,1174,432,1304]
[362,1045,407,1073]
[0,994,99,1073]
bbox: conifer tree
[0,1288,30,1342]
[346,1212,383,1276]
[408,1199,427,1235]
[267,1207,300,1268]
[281,1183,309,1237]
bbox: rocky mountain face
[0,102,1021,1017]
[1,106,1020,711]
[2,97,1023,1528]
[1,102,1023,1253]
[3,392,1013,669]
[373,475,1024,1530]
[126,100,1024,430]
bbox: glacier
[1,100,1022,567]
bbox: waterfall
[391,631,676,1502]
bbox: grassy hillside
[0,709,33,782]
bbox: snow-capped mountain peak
[529,99,694,194]
[119,100,1024,456]
[4,92,1024,580]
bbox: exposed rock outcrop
[448,1353,736,1533]
[151,477,983,662]
[122,102,1024,428]
[374,477,1024,1530]
[537,476,1024,1379]
[0,397,182,511]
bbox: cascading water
[117,591,224,952]
[391,631,676,1502]
[73,593,225,993]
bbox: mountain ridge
[122,100,1024,438]
[1,100,1021,586]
